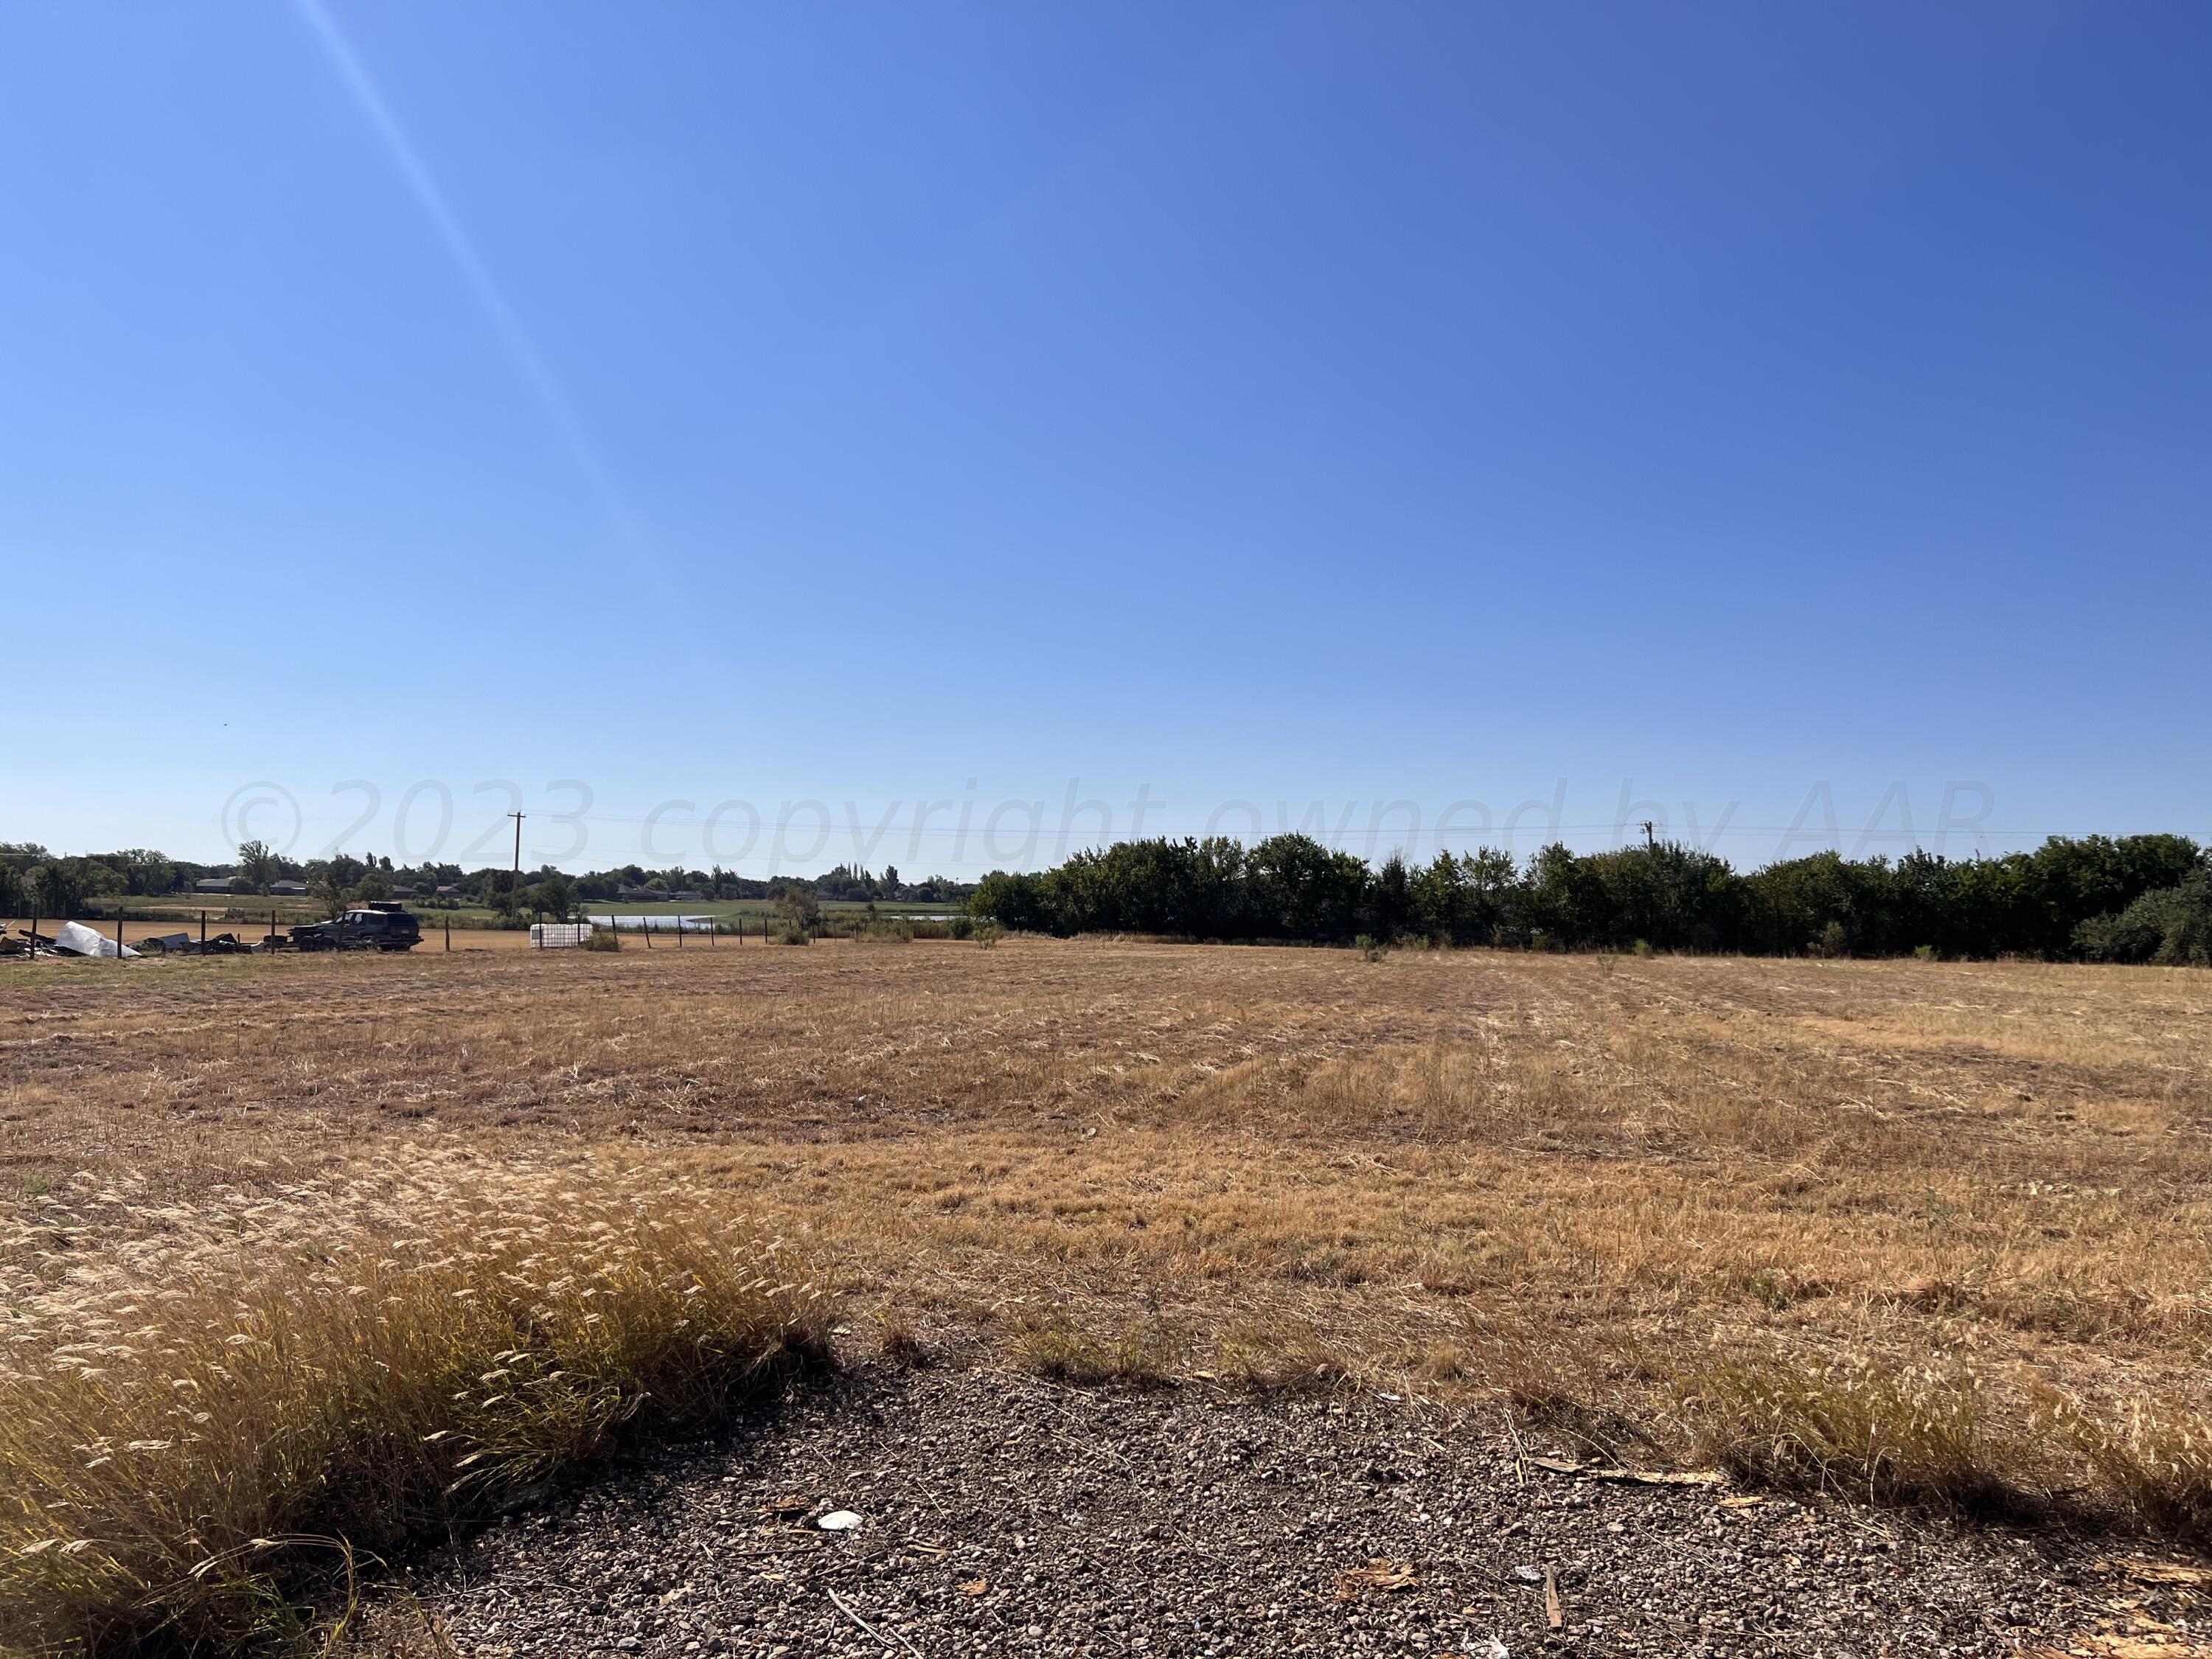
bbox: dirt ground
[378,1357,2211,1659]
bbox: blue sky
[4,2,2206,876]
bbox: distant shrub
[1355,933,1388,962]
[948,914,975,941]
[580,928,622,952]
[773,921,810,946]
[1913,944,1939,961]
[2074,870,2212,966]
[972,923,1005,949]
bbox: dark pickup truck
[288,902,422,953]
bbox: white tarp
[585,914,716,932]
[528,922,596,948]
[55,921,140,959]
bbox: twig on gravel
[828,1587,926,1658]
[1054,1427,1132,1468]
[1501,1410,1529,1487]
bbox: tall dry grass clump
[2046,1390,2212,1543]
[1671,1354,2018,1513]
[0,1152,829,1655]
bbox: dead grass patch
[0,1152,827,1655]
[1669,1354,2024,1513]
[2052,1391,2212,1544]
[1009,1310,1186,1388]
[1211,1319,1354,1395]
[2,941,2208,1558]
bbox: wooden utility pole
[1640,819,1657,850]
[507,812,526,923]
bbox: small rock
[817,1509,864,1531]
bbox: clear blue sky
[4,3,2206,876]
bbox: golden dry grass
[0,1152,827,1655]
[2,938,2208,1630]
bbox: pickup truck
[288,903,422,953]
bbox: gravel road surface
[399,1363,2193,1658]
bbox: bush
[2074,869,2212,965]
[580,928,622,952]
[773,921,810,946]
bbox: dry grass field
[2,938,2208,1647]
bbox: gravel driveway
[400,1363,2184,1658]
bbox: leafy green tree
[311,873,351,919]
[2075,867,2212,965]
[969,870,1050,931]
[237,840,277,895]
[530,873,577,921]
[32,859,118,919]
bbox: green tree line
[967,832,2211,964]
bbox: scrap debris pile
[10,924,292,960]
[8,902,425,961]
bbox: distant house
[616,883,664,902]
[435,884,461,897]
[388,885,419,900]
[666,890,704,903]
[194,876,237,894]
[270,879,307,897]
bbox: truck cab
[289,903,423,952]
